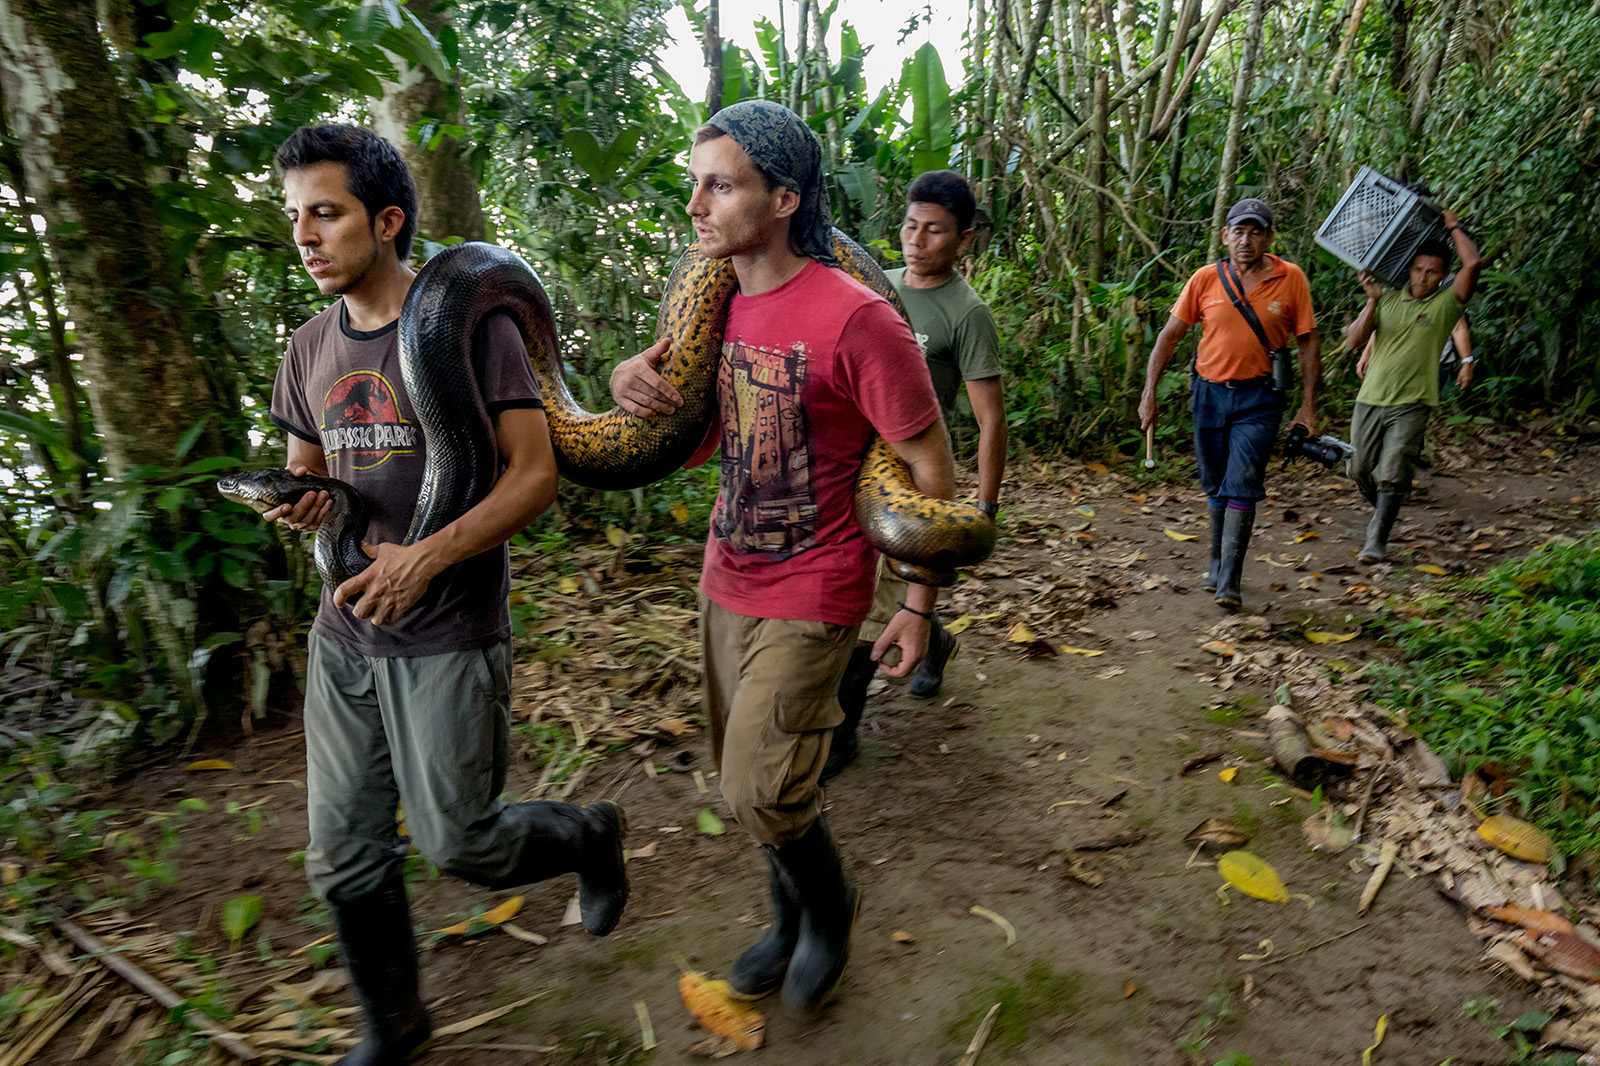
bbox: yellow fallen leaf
[1219,767,1239,783]
[1304,630,1358,644]
[1007,621,1038,643]
[945,615,975,635]
[438,896,524,936]
[969,905,1017,946]
[1076,505,1095,518]
[1362,1013,1388,1066]
[1084,461,1110,474]
[891,930,915,944]
[669,501,689,522]
[1476,815,1555,863]
[1294,530,1320,543]
[1201,639,1237,656]
[1217,851,1290,902]
[556,575,580,594]
[605,526,629,548]
[1164,529,1199,541]
[1415,564,1449,576]
[185,759,235,772]
[1059,646,1105,657]
[679,971,764,1050]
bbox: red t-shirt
[699,260,941,626]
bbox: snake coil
[219,235,995,587]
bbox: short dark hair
[906,169,977,232]
[1413,238,1452,269]
[692,125,778,192]
[275,125,418,260]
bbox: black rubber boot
[777,817,859,1013]
[1358,492,1403,563]
[908,616,959,699]
[488,800,629,936]
[332,877,432,1066]
[1203,500,1226,591]
[729,846,801,1000]
[1213,505,1256,611]
[821,646,878,785]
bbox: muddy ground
[34,423,1600,1065]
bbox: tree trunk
[704,0,724,115]
[1209,0,1267,259]
[1324,0,1373,95]
[1150,0,1240,140]
[1386,0,1413,91]
[1089,70,1110,281]
[370,0,485,244]
[0,0,222,475]
[809,0,843,170]
[1397,0,1463,179]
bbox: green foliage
[1371,537,1600,856]
[220,895,265,947]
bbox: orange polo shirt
[1171,255,1317,383]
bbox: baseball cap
[1227,198,1274,229]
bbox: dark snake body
[219,235,994,588]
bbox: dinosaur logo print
[320,370,418,471]
[712,338,817,557]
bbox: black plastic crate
[1314,166,1448,289]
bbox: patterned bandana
[705,100,837,266]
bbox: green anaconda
[219,233,995,587]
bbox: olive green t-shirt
[885,268,1002,413]
[1357,287,1466,408]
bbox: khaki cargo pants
[699,597,859,846]
[1349,401,1431,503]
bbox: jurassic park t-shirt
[698,260,942,627]
[270,301,541,657]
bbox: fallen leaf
[1523,930,1600,981]
[1302,808,1353,853]
[1481,906,1571,935]
[1122,980,1138,998]
[636,1000,657,1051]
[1095,666,1126,680]
[891,930,915,944]
[1218,767,1238,784]
[561,894,583,926]
[1186,819,1248,847]
[1201,640,1237,656]
[438,896,524,937]
[1164,529,1199,541]
[1179,751,1224,774]
[1127,629,1157,641]
[1304,630,1358,644]
[1362,1014,1388,1066]
[1218,851,1293,903]
[185,759,235,772]
[945,615,975,635]
[1059,645,1105,657]
[696,809,727,836]
[1007,621,1038,643]
[1063,857,1103,886]
[500,923,549,945]
[1477,815,1554,863]
[969,905,1017,946]
[605,526,629,548]
[1076,505,1096,518]
[1084,462,1110,474]
[656,717,690,736]
[1415,564,1449,576]
[629,841,658,860]
[1294,530,1320,543]
[669,501,690,521]
[679,971,765,1050]
[556,575,580,595]
[1359,840,1399,914]
[435,992,547,1037]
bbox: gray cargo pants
[303,632,525,903]
[1348,401,1431,503]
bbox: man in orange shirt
[1137,199,1323,610]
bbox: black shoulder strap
[1215,259,1275,357]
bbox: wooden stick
[1144,425,1157,469]
[46,911,262,1062]
[956,1003,1002,1066]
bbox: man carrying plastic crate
[1343,208,1481,563]
[1138,198,1324,611]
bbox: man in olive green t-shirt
[823,169,1007,781]
[1344,206,1481,562]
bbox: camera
[1282,424,1354,469]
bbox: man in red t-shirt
[611,100,954,1013]
[1137,198,1323,610]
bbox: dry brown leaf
[1201,639,1237,656]
[1523,930,1600,981]
[500,923,549,946]
[434,992,547,1037]
[1185,818,1248,847]
[1482,906,1572,936]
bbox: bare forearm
[1143,333,1179,393]
[976,419,1007,504]
[1347,299,1380,352]
[413,463,555,576]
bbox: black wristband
[897,602,934,620]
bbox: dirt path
[45,429,1599,1066]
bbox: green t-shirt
[1357,287,1466,408]
[886,268,1002,413]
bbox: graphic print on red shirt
[713,337,817,556]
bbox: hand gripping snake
[218,233,996,588]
